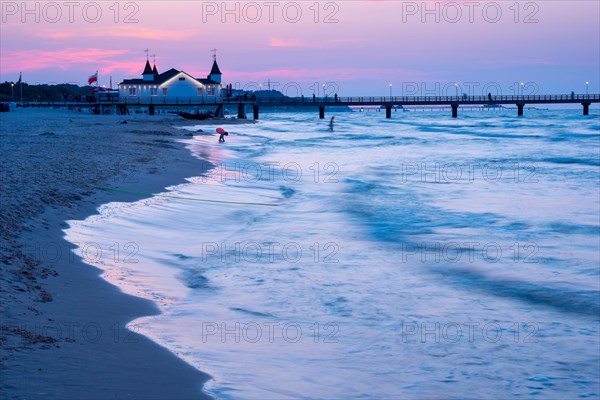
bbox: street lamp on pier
[585,81,589,96]
[520,82,524,97]
[389,83,392,99]
[10,82,14,100]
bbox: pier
[21,94,599,119]
[251,94,599,119]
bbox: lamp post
[389,83,392,99]
[455,83,459,98]
[322,84,326,99]
[520,82,524,98]
[585,81,589,96]
[10,82,14,100]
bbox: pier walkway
[21,94,599,119]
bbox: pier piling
[385,105,392,119]
[319,106,325,119]
[517,103,524,116]
[451,104,458,118]
[215,104,224,118]
[237,103,247,119]
[253,105,259,120]
[582,102,591,116]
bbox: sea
[65,108,600,399]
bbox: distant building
[118,59,222,102]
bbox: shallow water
[66,109,600,399]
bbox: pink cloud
[46,31,75,40]
[1,48,130,74]
[270,38,314,48]
[100,60,146,75]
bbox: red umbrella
[216,127,226,134]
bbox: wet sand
[0,108,216,399]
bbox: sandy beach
[0,108,228,399]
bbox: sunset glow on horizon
[1,1,598,96]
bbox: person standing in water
[329,116,335,131]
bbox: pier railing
[254,94,600,105]
[19,94,599,107]
[17,93,599,118]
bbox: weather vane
[144,48,150,60]
[150,54,156,64]
[211,48,217,61]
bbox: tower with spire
[208,48,222,84]
[141,48,154,81]
[142,60,154,81]
[150,54,159,76]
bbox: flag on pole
[17,72,22,84]
[88,71,98,85]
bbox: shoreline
[1,109,214,399]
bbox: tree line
[0,82,94,102]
